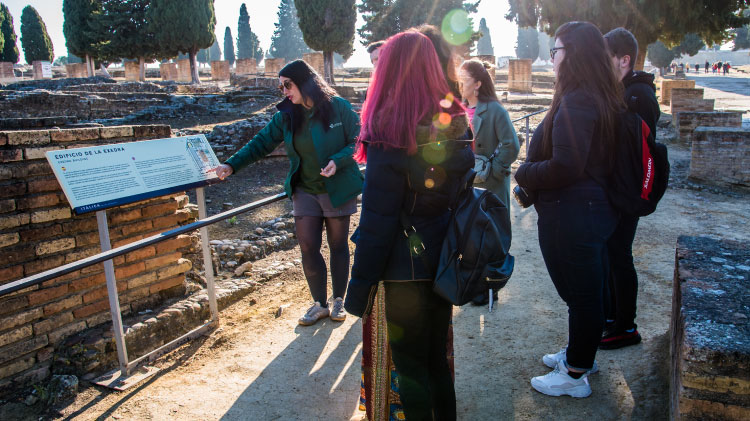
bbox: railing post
[525,116,531,157]
[96,210,129,377]
[196,187,219,323]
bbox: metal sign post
[196,187,219,322]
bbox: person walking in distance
[601,27,661,350]
[212,60,363,327]
[345,31,473,419]
[515,21,624,398]
[458,58,519,306]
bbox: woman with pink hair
[345,31,473,419]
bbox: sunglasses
[550,47,565,60]
[278,80,294,92]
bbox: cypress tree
[20,6,54,63]
[236,3,263,62]
[148,0,215,84]
[477,18,494,56]
[0,12,4,58]
[0,4,19,63]
[294,0,356,84]
[209,39,221,62]
[63,0,102,76]
[224,26,235,65]
[269,0,311,61]
[515,26,538,61]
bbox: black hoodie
[622,71,660,137]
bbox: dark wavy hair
[460,59,498,103]
[279,60,338,132]
[542,22,624,163]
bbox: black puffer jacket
[344,115,474,317]
[623,71,660,137]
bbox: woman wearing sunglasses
[212,59,363,326]
[515,22,624,398]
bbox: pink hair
[355,31,465,162]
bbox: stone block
[114,261,145,279]
[74,300,109,320]
[49,128,100,142]
[20,224,62,242]
[176,58,192,82]
[24,146,58,160]
[126,272,157,289]
[235,58,257,75]
[0,214,24,230]
[0,233,19,249]
[133,125,171,139]
[99,125,134,139]
[48,321,87,345]
[69,273,105,292]
[43,295,82,316]
[0,149,23,162]
[24,255,65,275]
[670,236,750,420]
[28,285,69,306]
[0,355,35,378]
[264,58,285,75]
[32,312,74,335]
[65,63,88,78]
[302,52,324,76]
[0,62,15,82]
[16,193,60,211]
[0,336,48,364]
[32,61,52,80]
[675,111,742,143]
[0,265,24,283]
[156,258,191,280]
[12,161,53,178]
[155,234,192,254]
[211,60,230,81]
[124,61,141,81]
[689,127,750,188]
[0,308,43,331]
[26,178,60,194]
[660,79,696,105]
[35,237,76,256]
[30,207,71,224]
[6,130,50,146]
[0,132,6,146]
[508,59,532,93]
[159,62,178,81]
[0,199,15,213]
[149,274,185,294]
[0,325,32,348]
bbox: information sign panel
[46,135,222,214]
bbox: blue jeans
[534,181,618,371]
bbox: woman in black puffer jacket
[345,31,472,420]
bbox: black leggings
[295,215,350,305]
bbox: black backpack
[431,170,515,306]
[607,111,670,217]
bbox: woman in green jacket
[459,59,520,306]
[213,60,363,326]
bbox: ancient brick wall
[64,63,87,78]
[210,60,230,81]
[159,63,177,81]
[124,62,141,82]
[660,80,696,105]
[302,52,324,76]
[235,58,257,75]
[675,111,742,143]
[176,59,192,82]
[670,88,714,115]
[0,62,15,82]
[508,59,532,93]
[671,236,750,420]
[264,58,285,76]
[0,124,196,392]
[689,127,750,188]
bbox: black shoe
[470,290,498,306]
[599,329,642,350]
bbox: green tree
[647,40,676,76]
[537,28,552,61]
[148,0,215,84]
[224,27,235,65]
[0,4,19,63]
[20,6,53,64]
[197,47,209,66]
[237,3,263,62]
[733,26,750,49]
[209,39,221,62]
[477,17,494,56]
[358,0,480,46]
[269,0,311,61]
[295,0,356,84]
[63,0,103,76]
[516,26,538,61]
[672,33,706,57]
[506,0,750,69]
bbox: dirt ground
[6,74,750,420]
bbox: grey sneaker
[298,302,329,326]
[543,347,599,374]
[330,297,346,322]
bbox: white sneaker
[542,347,599,374]
[531,360,592,398]
[298,302,329,326]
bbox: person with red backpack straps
[602,27,661,350]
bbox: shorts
[292,189,357,217]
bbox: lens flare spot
[425,178,435,188]
[439,98,452,108]
[424,166,447,188]
[439,112,452,125]
[441,9,472,46]
[432,113,449,130]
[421,143,447,164]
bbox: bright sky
[4,0,519,66]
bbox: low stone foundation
[670,88,714,114]
[159,63,177,81]
[264,58,285,76]
[660,80,696,105]
[670,236,750,420]
[236,58,257,75]
[211,60,230,81]
[675,111,742,143]
[689,126,750,188]
[176,59,191,82]
[508,59,532,93]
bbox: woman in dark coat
[213,60,362,326]
[515,22,624,398]
[345,31,473,420]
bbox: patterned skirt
[359,282,455,421]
